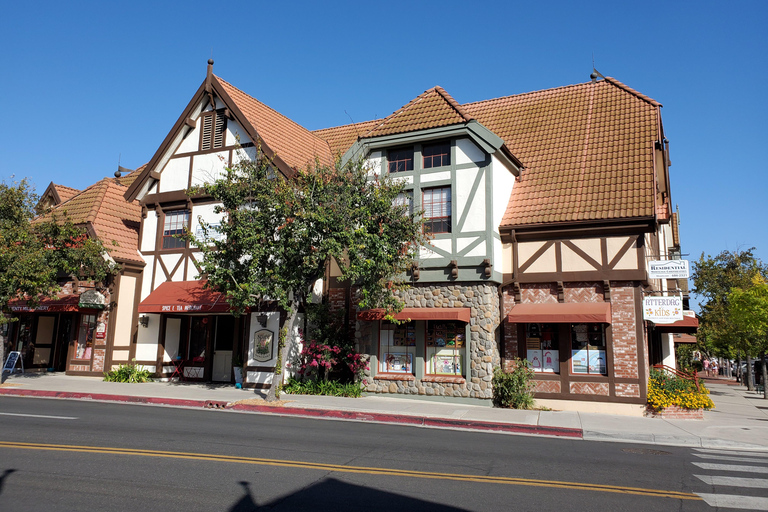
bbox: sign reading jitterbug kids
[643,296,683,324]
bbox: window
[423,142,450,168]
[571,323,607,375]
[388,148,414,173]
[189,316,208,362]
[162,210,189,250]
[426,321,464,376]
[423,186,451,234]
[524,323,559,373]
[379,322,415,374]
[201,109,227,150]
[75,314,96,360]
[393,191,413,216]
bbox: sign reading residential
[643,296,683,324]
[648,260,690,279]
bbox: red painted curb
[0,388,583,438]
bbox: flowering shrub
[647,369,714,411]
[294,341,367,384]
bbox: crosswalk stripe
[696,493,768,510]
[695,475,768,489]
[692,463,768,474]
[694,453,768,464]
[692,448,768,458]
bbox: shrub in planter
[492,358,535,409]
[647,369,714,411]
[104,361,153,383]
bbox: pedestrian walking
[703,358,710,377]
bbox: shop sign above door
[648,260,690,279]
[643,296,683,324]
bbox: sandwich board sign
[3,351,23,374]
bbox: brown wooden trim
[141,190,191,206]
[157,255,171,281]
[503,220,655,242]
[562,240,602,270]
[171,141,255,160]
[518,241,554,273]
[245,366,276,372]
[607,235,638,269]
[515,269,646,283]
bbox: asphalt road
[0,396,764,511]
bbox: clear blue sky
[1,1,766,306]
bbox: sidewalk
[2,372,768,450]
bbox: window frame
[422,186,452,234]
[161,209,190,250]
[378,321,415,375]
[422,141,451,169]
[387,147,414,173]
[570,323,607,376]
[425,320,465,377]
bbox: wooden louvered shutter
[213,110,226,148]
[201,114,213,150]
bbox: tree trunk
[736,353,742,383]
[265,302,299,402]
[762,352,768,399]
[746,355,755,391]
[0,332,6,384]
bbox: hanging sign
[643,296,683,324]
[648,260,689,279]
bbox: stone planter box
[645,405,703,420]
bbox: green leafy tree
[190,151,426,402]
[0,178,119,377]
[728,276,768,397]
[692,248,768,389]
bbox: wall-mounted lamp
[139,315,149,328]
[257,314,268,328]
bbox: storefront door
[31,315,56,368]
[212,316,235,382]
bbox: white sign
[643,296,684,324]
[648,260,689,279]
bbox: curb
[0,388,583,438]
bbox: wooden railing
[651,364,700,392]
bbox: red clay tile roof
[40,178,143,265]
[116,165,145,188]
[53,184,80,203]
[313,119,380,158]
[216,76,333,170]
[365,86,473,138]
[464,78,661,227]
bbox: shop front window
[426,321,464,376]
[525,323,559,373]
[378,322,415,374]
[75,314,96,360]
[571,323,607,375]
[189,317,208,362]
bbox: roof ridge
[602,76,662,107]
[463,80,596,108]
[433,86,473,121]
[214,74,329,147]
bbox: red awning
[358,307,471,323]
[138,281,231,314]
[653,315,699,333]
[7,295,81,313]
[507,303,612,324]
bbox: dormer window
[388,148,414,173]
[422,142,450,168]
[200,109,227,150]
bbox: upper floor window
[423,186,451,234]
[422,142,451,169]
[162,210,189,250]
[201,109,227,150]
[393,191,413,216]
[388,148,414,173]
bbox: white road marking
[693,448,768,458]
[0,412,77,420]
[694,453,768,464]
[695,474,768,489]
[696,493,768,510]
[692,463,768,474]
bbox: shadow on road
[229,477,471,512]
[0,469,16,497]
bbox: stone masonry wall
[358,283,500,399]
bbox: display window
[571,323,607,375]
[379,322,415,374]
[426,321,464,376]
[75,314,96,360]
[524,323,559,373]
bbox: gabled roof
[463,78,661,228]
[365,86,474,138]
[313,119,380,158]
[216,76,333,170]
[38,183,80,210]
[125,64,334,202]
[40,177,143,265]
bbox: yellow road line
[0,441,700,500]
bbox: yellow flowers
[647,371,714,411]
